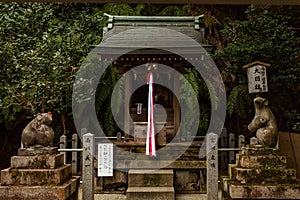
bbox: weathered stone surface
[128,169,173,187]
[11,154,64,169]
[221,144,300,199]
[18,147,58,156]
[174,170,202,192]
[1,164,72,186]
[229,184,300,199]
[239,155,287,168]
[126,187,175,200]
[228,164,237,180]
[241,146,280,156]
[103,170,127,191]
[0,176,80,200]
[235,167,297,184]
[127,169,175,200]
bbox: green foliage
[95,65,122,136]
[0,3,105,131]
[227,85,251,118]
[158,5,191,16]
[216,5,300,131]
[180,68,211,135]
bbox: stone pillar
[238,135,245,148]
[250,137,258,145]
[83,133,95,200]
[60,135,67,164]
[229,133,235,164]
[206,132,218,200]
[72,133,78,175]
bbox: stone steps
[126,169,175,200]
[127,187,175,200]
[128,169,173,187]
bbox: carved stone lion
[248,97,278,147]
[21,112,55,148]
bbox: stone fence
[58,129,259,200]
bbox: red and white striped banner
[146,71,156,157]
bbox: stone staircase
[126,169,175,200]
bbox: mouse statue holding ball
[21,112,55,148]
[248,97,278,147]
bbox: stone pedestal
[221,145,300,199]
[126,169,175,200]
[0,147,80,200]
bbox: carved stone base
[0,176,80,200]
[221,145,300,199]
[0,150,79,200]
[18,147,58,156]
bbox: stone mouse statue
[248,97,278,147]
[21,112,55,148]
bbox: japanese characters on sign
[98,143,113,177]
[247,65,268,94]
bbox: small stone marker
[206,132,218,200]
[83,133,95,200]
[238,135,245,148]
[117,132,122,141]
[243,61,270,94]
[72,133,78,175]
[229,133,235,164]
[250,137,258,145]
[60,135,67,164]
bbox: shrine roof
[96,13,212,54]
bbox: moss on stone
[10,169,19,178]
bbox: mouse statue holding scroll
[248,97,278,147]
[21,112,55,148]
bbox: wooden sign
[243,61,270,94]
[98,143,113,177]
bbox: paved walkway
[78,186,208,200]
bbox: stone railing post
[72,133,78,175]
[238,135,245,148]
[83,133,95,200]
[206,132,218,200]
[229,133,235,164]
[250,137,258,145]
[60,135,67,164]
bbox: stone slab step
[128,169,173,187]
[238,155,287,168]
[18,147,58,156]
[235,167,297,184]
[228,183,300,199]
[11,154,64,169]
[126,186,175,200]
[114,160,206,170]
[1,164,72,186]
[0,176,80,200]
[241,146,281,156]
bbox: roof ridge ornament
[103,13,204,31]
